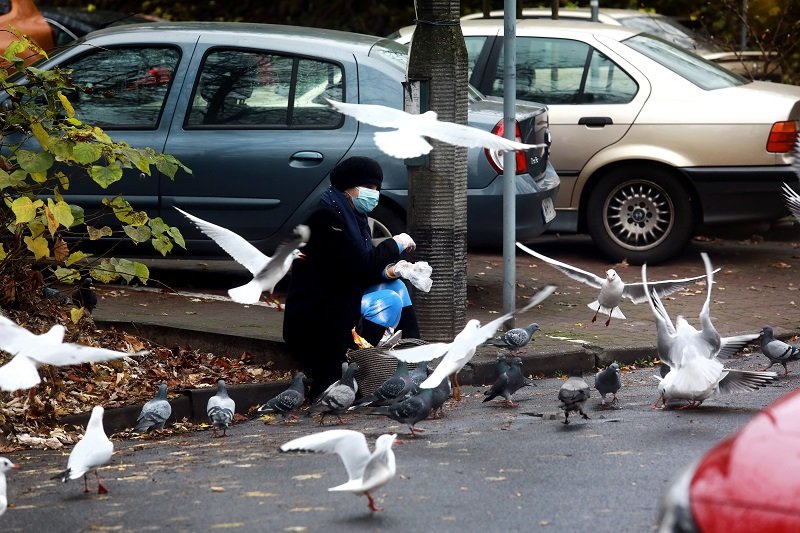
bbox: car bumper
[682,165,797,226]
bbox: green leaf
[11,197,42,223]
[156,157,179,178]
[167,226,186,249]
[53,266,81,282]
[0,168,24,190]
[132,261,150,284]
[17,149,54,173]
[110,257,138,283]
[73,142,103,164]
[3,40,26,62]
[90,260,119,283]
[105,196,149,226]
[89,162,123,188]
[123,224,151,243]
[69,204,85,226]
[65,250,90,267]
[51,199,74,228]
[51,139,74,162]
[152,235,173,256]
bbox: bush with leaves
[0,32,191,312]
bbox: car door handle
[578,117,613,127]
[289,151,324,168]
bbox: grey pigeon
[483,354,533,407]
[429,374,453,419]
[42,286,71,305]
[484,323,540,354]
[307,362,359,425]
[367,388,433,436]
[594,363,622,406]
[256,372,306,422]
[558,370,591,424]
[759,326,800,375]
[134,383,171,433]
[207,379,236,437]
[72,277,97,312]
[409,361,430,387]
[351,361,416,408]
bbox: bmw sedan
[7,22,559,256]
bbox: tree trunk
[406,0,468,342]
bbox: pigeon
[367,388,433,436]
[483,322,540,354]
[351,361,416,409]
[175,206,309,305]
[558,369,591,424]
[594,363,622,406]
[71,277,97,312]
[42,286,71,305]
[255,372,306,422]
[326,98,546,159]
[409,361,430,387]
[515,242,718,326]
[53,405,113,494]
[644,253,778,409]
[0,315,148,392]
[387,285,557,400]
[307,362,359,425]
[207,379,236,437]
[0,457,19,517]
[429,374,453,419]
[134,383,172,433]
[482,354,534,407]
[280,429,397,513]
[759,326,800,375]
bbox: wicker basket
[346,338,428,396]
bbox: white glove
[393,260,433,293]
[392,233,416,252]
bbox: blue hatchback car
[8,22,559,255]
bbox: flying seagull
[134,383,171,433]
[516,242,718,326]
[0,457,19,517]
[326,98,546,159]
[644,253,778,409]
[759,326,800,375]
[53,405,113,494]
[207,379,236,437]
[0,315,147,392]
[280,429,397,513]
[175,207,309,305]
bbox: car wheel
[368,203,405,246]
[586,165,692,264]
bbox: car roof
[458,18,641,40]
[461,7,660,23]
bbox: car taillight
[485,120,528,175]
[766,121,798,153]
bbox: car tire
[585,165,692,264]
[368,203,405,246]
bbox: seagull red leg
[366,492,383,512]
[96,470,108,494]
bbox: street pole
[502,0,517,321]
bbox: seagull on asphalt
[351,360,416,409]
[175,207,309,305]
[644,253,778,409]
[280,429,397,513]
[366,388,434,436]
[594,363,622,407]
[0,315,147,392]
[483,354,534,407]
[759,326,800,375]
[207,379,236,437]
[255,372,306,422]
[134,383,172,433]
[483,322,540,354]
[53,406,113,494]
[558,369,591,424]
[307,362,359,425]
[516,242,718,326]
[325,98,546,159]
[0,457,20,517]
[385,285,557,400]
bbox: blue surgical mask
[352,186,379,214]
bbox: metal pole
[740,0,748,50]
[590,0,599,22]
[502,0,517,320]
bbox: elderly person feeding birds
[283,156,430,398]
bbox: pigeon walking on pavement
[515,242,718,326]
[594,363,622,407]
[255,372,306,422]
[175,207,309,305]
[325,98,546,159]
[134,383,172,433]
[409,361,430,388]
[759,326,800,375]
[53,406,113,494]
[558,369,591,424]
[0,315,148,392]
[280,429,397,513]
[0,457,20,517]
[483,354,534,407]
[307,362,359,425]
[367,388,434,436]
[207,380,236,437]
[429,374,453,419]
[644,253,778,409]
[351,361,416,409]
[483,322,540,354]
[71,277,97,312]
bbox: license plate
[541,197,556,223]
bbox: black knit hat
[329,156,384,191]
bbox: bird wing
[28,343,146,367]
[515,243,604,288]
[718,369,777,394]
[0,317,64,356]
[68,432,113,477]
[641,263,678,368]
[280,429,371,483]
[0,355,42,391]
[420,118,545,151]
[717,333,760,359]
[268,225,309,267]
[325,98,420,129]
[622,269,720,304]
[782,182,800,222]
[697,253,722,358]
[385,342,450,364]
[373,130,434,159]
[175,207,269,275]
[138,399,171,424]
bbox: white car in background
[395,19,800,263]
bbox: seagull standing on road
[516,242,718,326]
[175,207,309,305]
[326,98,546,159]
[207,379,236,437]
[134,383,172,433]
[0,457,19,516]
[280,429,397,513]
[759,326,800,375]
[54,406,113,494]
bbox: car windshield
[618,14,723,54]
[623,33,746,90]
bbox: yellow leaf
[70,308,85,324]
[87,225,113,240]
[44,200,59,236]
[11,196,42,224]
[243,491,278,498]
[292,473,322,480]
[30,122,49,150]
[57,91,74,118]
[23,235,49,260]
[210,524,245,529]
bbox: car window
[65,46,180,128]
[464,36,487,78]
[489,37,637,105]
[617,15,723,54]
[186,49,343,128]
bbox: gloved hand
[392,260,433,293]
[392,233,416,253]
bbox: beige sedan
[396,19,800,263]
